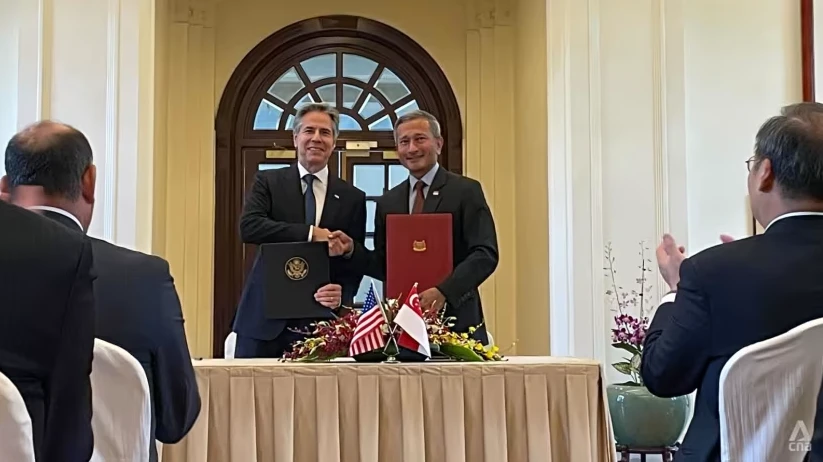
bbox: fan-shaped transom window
[253,52,420,132]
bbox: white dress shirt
[297,162,328,240]
[408,163,439,213]
[28,205,83,230]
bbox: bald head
[4,121,93,200]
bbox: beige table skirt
[161,356,615,462]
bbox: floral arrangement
[282,297,503,362]
[604,242,655,386]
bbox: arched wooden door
[213,15,463,357]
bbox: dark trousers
[234,321,311,358]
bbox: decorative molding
[652,0,670,298]
[477,0,496,28]
[495,0,514,26]
[587,0,606,366]
[36,0,53,119]
[104,0,122,241]
[547,0,574,357]
[171,0,215,26]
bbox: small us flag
[349,282,386,356]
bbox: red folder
[385,213,453,300]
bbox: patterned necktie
[304,174,316,225]
[412,180,426,214]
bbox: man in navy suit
[0,199,95,462]
[641,103,823,461]
[234,103,366,358]
[2,121,201,462]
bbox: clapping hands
[656,233,736,291]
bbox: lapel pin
[334,194,340,199]
[433,191,440,196]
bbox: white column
[9,0,156,252]
[546,0,688,377]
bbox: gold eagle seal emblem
[412,240,427,252]
[285,257,309,280]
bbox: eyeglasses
[745,156,756,172]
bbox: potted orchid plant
[604,242,689,449]
[605,242,653,386]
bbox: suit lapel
[319,177,342,228]
[422,167,447,213]
[396,180,411,214]
[283,164,306,223]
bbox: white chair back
[90,339,152,462]
[0,370,35,462]
[719,317,823,462]
[224,332,237,359]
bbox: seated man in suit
[234,102,366,358]
[0,198,95,461]
[1,121,201,462]
[329,110,499,343]
[641,102,823,461]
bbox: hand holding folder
[385,213,453,301]
[259,242,336,320]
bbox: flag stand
[382,333,400,364]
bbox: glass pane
[343,54,378,82]
[316,84,336,105]
[296,93,315,107]
[259,163,291,171]
[339,114,361,131]
[253,100,282,130]
[354,265,382,302]
[396,100,419,118]
[375,68,410,103]
[342,84,362,109]
[366,200,376,233]
[368,114,393,131]
[285,114,295,129]
[359,94,383,119]
[300,54,336,82]
[389,164,407,189]
[267,68,303,102]
[353,164,385,196]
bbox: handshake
[311,228,354,257]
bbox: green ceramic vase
[607,384,689,448]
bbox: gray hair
[394,109,442,140]
[293,102,340,139]
[753,102,823,201]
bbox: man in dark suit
[1,121,201,462]
[234,102,366,358]
[641,102,823,461]
[330,110,499,343]
[0,197,95,461]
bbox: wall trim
[652,0,671,294]
[104,0,122,241]
[547,0,573,357]
[36,0,53,120]
[587,0,606,366]
[547,0,607,364]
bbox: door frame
[213,15,463,357]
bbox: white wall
[549,0,802,379]
[684,0,801,252]
[0,0,20,175]
[3,0,155,252]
